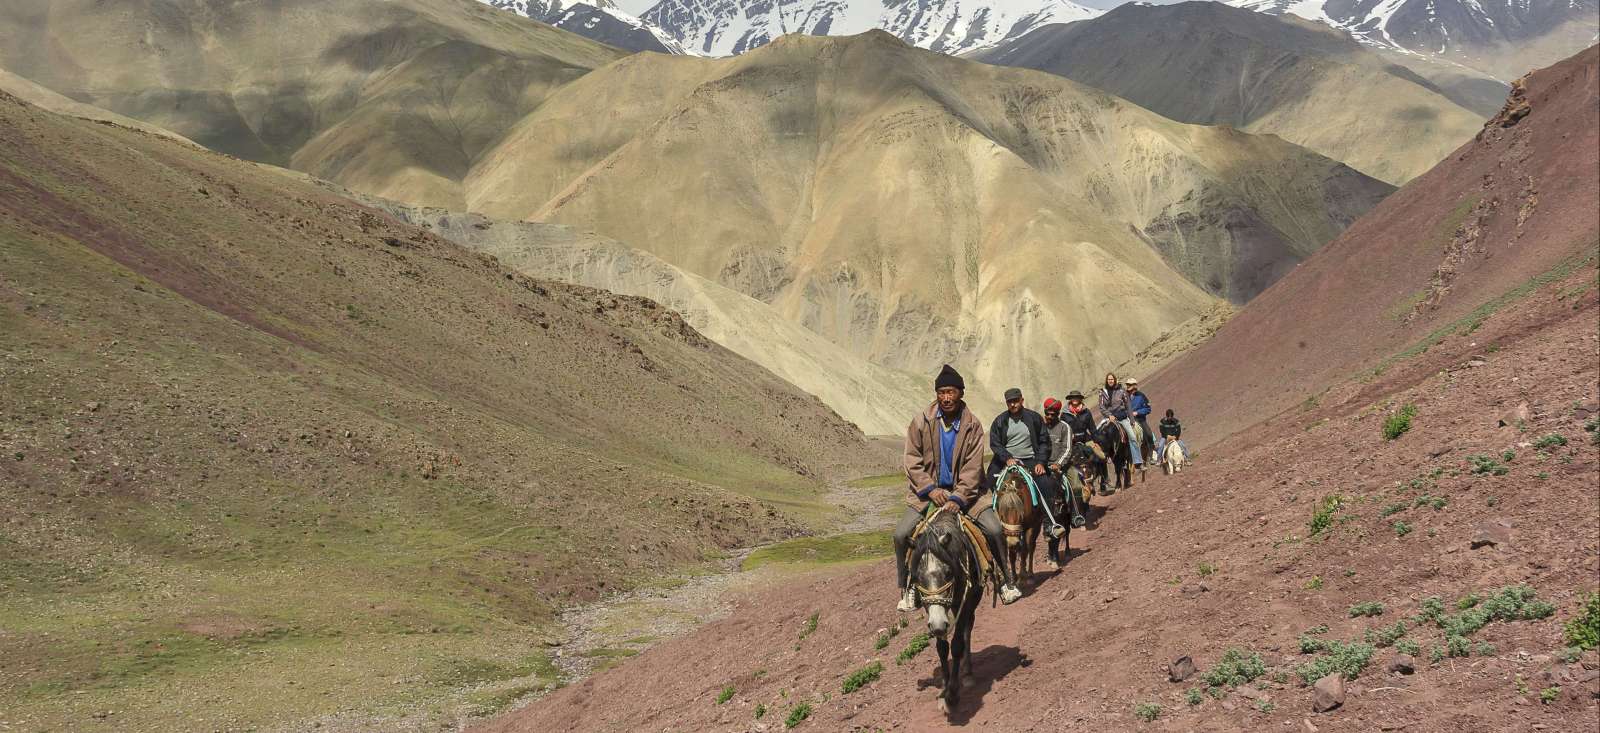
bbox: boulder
[1387,654,1416,675]
[1470,520,1513,549]
[1168,655,1196,682]
[1312,674,1345,712]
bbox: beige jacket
[903,401,986,516]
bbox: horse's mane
[996,471,1031,512]
[913,511,969,570]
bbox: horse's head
[1069,442,1096,467]
[912,510,967,639]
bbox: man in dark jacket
[987,388,1064,539]
[895,365,1022,612]
[1061,390,1096,447]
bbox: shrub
[1539,686,1560,704]
[1428,645,1445,663]
[895,633,929,665]
[717,685,735,704]
[1393,521,1413,536]
[1564,592,1600,650]
[1202,648,1267,688]
[1198,562,1216,577]
[1304,576,1323,590]
[1446,635,1472,657]
[1415,597,1446,624]
[841,661,882,694]
[1133,702,1162,722]
[1475,641,1497,656]
[1254,699,1276,713]
[1365,621,1407,648]
[1295,641,1374,684]
[1380,503,1408,518]
[755,703,766,719]
[1383,405,1418,440]
[1414,495,1447,510]
[1557,646,1583,663]
[1350,601,1385,618]
[1299,634,1329,654]
[1308,495,1346,536]
[1395,638,1421,656]
[1185,688,1204,706]
[1467,454,1509,475]
[1501,449,1516,462]
[1457,593,1481,610]
[784,702,811,728]
[1533,433,1567,450]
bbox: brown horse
[1093,419,1133,493]
[993,467,1041,583]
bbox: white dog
[1162,440,1187,474]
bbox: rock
[1303,719,1319,733]
[1427,444,1453,458]
[1497,402,1531,428]
[1387,654,1416,675]
[1470,520,1513,549]
[1236,685,1263,700]
[1581,650,1599,671]
[1466,358,1487,368]
[1312,674,1345,712]
[1168,655,1196,682]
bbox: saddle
[908,508,996,590]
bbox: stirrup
[1047,524,1065,539]
[897,588,917,612]
[1071,514,1087,528]
[999,585,1022,604]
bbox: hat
[1003,387,1023,402]
[1124,377,1139,386]
[935,364,965,391]
[1064,390,1086,401]
[1042,398,1062,411]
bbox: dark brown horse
[1093,418,1133,492]
[993,467,1041,583]
[910,508,984,716]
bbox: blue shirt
[1130,391,1151,418]
[937,412,960,488]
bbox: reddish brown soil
[1148,45,1599,446]
[481,48,1600,733]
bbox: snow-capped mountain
[483,0,690,54]
[1226,0,1598,76]
[636,0,1104,57]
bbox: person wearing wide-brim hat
[1060,389,1095,449]
[895,365,1023,612]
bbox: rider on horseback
[986,388,1064,540]
[895,365,1023,612]
[1126,377,1152,465]
[1097,372,1143,469]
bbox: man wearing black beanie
[894,364,1022,612]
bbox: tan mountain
[0,0,623,209]
[371,200,931,434]
[0,88,879,730]
[460,31,1390,399]
[972,1,1489,186]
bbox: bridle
[907,513,978,613]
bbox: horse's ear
[938,529,953,547]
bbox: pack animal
[910,508,985,716]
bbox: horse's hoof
[937,698,950,715]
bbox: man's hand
[1032,463,1046,477]
[928,489,950,506]
[1005,458,1020,467]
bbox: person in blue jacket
[1126,377,1152,465]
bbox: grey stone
[1312,674,1345,712]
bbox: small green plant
[1446,635,1472,657]
[1395,638,1421,656]
[755,703,767,719]
[1185,687,1203,706]
[1557,646,1583,663]
[1415,596,1446,624]
[1380,502,1408,518]
[1468,454,1509,476]
[1563,592,1600,650]
[784,702,812,728]
[1515,675,1530,694]
[1344,569,1357,578]
[1133,702,1162,722]
[1295,641,1375,684]
[1428,645,1445,663]
[1536,471,1549,480]
[1202,648,1267,689]
[1533,433,1567,450]
[1393,521,1413,536]
[1299,634,1329,654]
[1539,686,1560,704]
[1414,495,1447,510]
[1475,641,1496,656]
[841,661,882,694]
[1304,576,1323,590]
[1486,495,1499,506]
[1350,601,1385,618]
[1307,624,1330,635]
[1254,698,1276,713]
[1308,494,1347,536]
[799,612,819,640]
[1383,405,1418,440]
[895,633,929,665]
[717,684,736,704]
[1365,621,1407,647]
[1198,562,1215,577]
[1501,449,1516,463]
[1458,593,1481,610]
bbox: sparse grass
[1468,454,1509,475]
[1304,576,1323,590]
[1365,621,1407,648]
[1201,648,1267,689]
[1557,646,1583,663]
[1133,702,1162,722]
[1380,503,1408,518]
[1185,688,1204,706]
[798,612,819,640]
[1197,562,1215,577]
[1350,601,1385,618]
[1395,638,1421,656]
[841,661,882,694]
[784,702,812,728]
[1254,698,1275,713]
[1383,405,1418,440]
[1539,686,1560,704]
[1308,495,1346,537]
[1414,495,1447,510]
[895,633,929,665]
[873,626,898,650]
[1475,641,1497,656]
[743,531,892,571]
[1533,434,1567,450]
[1393,521,1413,537]
[1564,592,1600,650]
[755,703,767,719]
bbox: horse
[1047,442,1096,566]
[910,507,985,716]
[1135,419,1156,482]
[1162,439,1187,474]
[1093,418,1133,493]
[993,467,1041,583]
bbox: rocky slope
[1229,0,1600,82]
[465,31,1391,401]
[973,1,1488,185]
[0,0,625,209]
[1149,44,1600,445]
[0,89,879,731]
[482,0,689,53]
